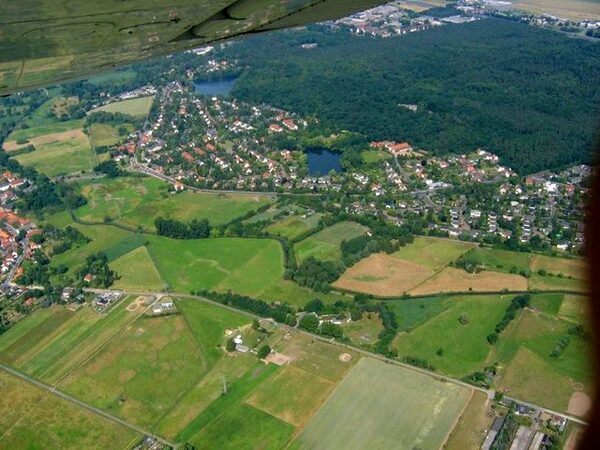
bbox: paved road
[0,363,175,448]
[84,288,589,427]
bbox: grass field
[334,253,434,296]
[87,69,136,85]
[0,370,141,450]
[409,267,528,295]
[294,221,368,262]
[511,0,600,20]
[295,357,471,450]
[75,177,271,229]
[530,254,586,279]
[6,119,84,142]
[389,295,452,331]
[12,128,95,176]
[147,236,284,297]
[88,123,133,148]
[266,213,323,240]
[247,365,335,427]
[362,149,391,163]
[462,247,531,274]
[528,273,587,293]
[89,95,154,117]
[395,295,511,377]
[393,236,475,270]
[110,246,165,291]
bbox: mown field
[0,370,141,450]
[89,95,154,117]
[75,176,272,229]
[266,213,323,240]
[294,221,368,262]
[293,357,471,450]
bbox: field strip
[441,388,475,449]
[0,363,174,447]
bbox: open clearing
[0,370,140,450]
[89,95,154,117]
[12,129,95,176]
[393,236,475,270]
[266,213,323,240]
[511,0,600,21]
[409,267,528,295]
[295,357,471,450]
[294,221,368,262]
[334,253,433,296]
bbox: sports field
[12,128,95,176]
[75,176,271,229]
[294,221,368,262]
[409,267,528,295]
[89,95,154,117]
[0,370,141,450]
[393,236,475,270]
[334,253,434,296]
[295,357,471,450]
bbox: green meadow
[89,95,154,117]
[393,236,475,270]
[294,221,368,262]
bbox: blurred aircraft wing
[0,0,384,95]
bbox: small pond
[306,148,342,177]
[193,77,238,97]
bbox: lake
[306,148,342,177]
[194,78,237,97]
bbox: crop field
[3,128,84,152]
[89,95,155,117]
[294,221,368,262]
[110,246,165,291]
[409,267,528,295]
[12,129,95,176]
[75,177,271,229]
[393,236,475,270]
[395,295,511,377]
[530,254,586,279]
[266,213,323,240]
[510,0,600,20]
[147,236,284,297]
[294,358,471,450]
[444,391,492,450]
[334,253,434,296]
[0,370,141,450]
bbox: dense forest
[228,20,600,173]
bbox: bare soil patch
[126,296,148,313]
[339,353,352,362]
[334,253,433,296]
[567,391,592,417]
[409,267,527,296]
[265,352,291,366]
[3,129,86,151]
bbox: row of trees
[487,294,530,344]
[155,217,211,239]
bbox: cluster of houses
[94,292,121,311]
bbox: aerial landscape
[0,0,598,449]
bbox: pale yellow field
[334,253,433,296]
[511,0,600,21]
[3,129,86,151]
[409,267,528,295]
[530,254,587,279]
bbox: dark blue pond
[194,78,237,96]
[306,148,342,177]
